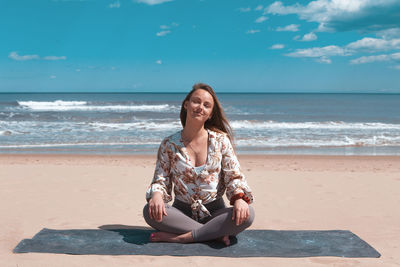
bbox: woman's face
[184,89,214,125]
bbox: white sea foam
[236,135,400,148]
[0,141,159,149]
[231,120,400,130]
[88,121,181,131]
[2,118,400,149]
[17,100,176,112]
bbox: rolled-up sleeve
[145,138,173,202]
[221,134,254,205]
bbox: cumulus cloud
[255,5,263,11]
[285,45,349,63]
[246,29,260,34]
[109,1,120,8]
[350,52,400,64]
[255,16,268,23]
[276,24,299,32]
[9,51,39,61]
[286,45,347,58]
[377,28,400,39]
[156,60,162,64]
[284,34,400,64]
[265,0,400,34]
[346,37,400,52]
[301,32,317,42]
[135,0,172,5]
[270,44,285,49]
[49,75,57,79]
[156,30,171,36]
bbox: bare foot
[150,232,179,242]
[150,231,194,243]
[219,235,230,246]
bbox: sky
[1,0,400,93]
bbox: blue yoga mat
[13,227,381,258]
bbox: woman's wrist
[230,193,250,205]
[151,191,163,201]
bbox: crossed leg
[143,203,255,245]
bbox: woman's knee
[243,205,255,228]
[143,204,151,223]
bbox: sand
[1,154,399,266]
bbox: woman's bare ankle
[177,231,194,243]
[150,231,194,243]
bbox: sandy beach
[1,154,400,266]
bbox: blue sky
[1,0,400,93]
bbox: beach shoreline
[1,154,399,266]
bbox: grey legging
[143,198,255,242]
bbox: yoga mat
[14,228,381,258]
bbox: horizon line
[1,91,399,94]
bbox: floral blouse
[146,128,254,220]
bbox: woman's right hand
[148,192,167,222]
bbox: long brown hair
[180,83,234,144]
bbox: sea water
[0,93,399,155]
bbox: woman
[143,83,254,246]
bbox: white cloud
[301,32,317,41]
[157,22,178,36]
[346,37,400,52]
[276,24,299,32]
[255,16,268,23]
[392,52,400,60]
[50,75,57,79]
[9,51,67,61]
[350,52,400,64]
[284,35,400,64]
[156,30,171,36]
[316,56,332,64]
[270,44,285,49]
[255,5,263,11]
[156,60,162,64]
[76,69,81,72]
[238,7,251,12]
[135,0,172,5]
[266,0,400,34]
[246,29,260,34]
[160,22,178,30]
[43,56,67,60]
[109,1,120,8]
[377,28,400,39]
[286,45,349,63]
[9,51,39,61]
[393,65,400,70]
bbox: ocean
[0,93,399,155]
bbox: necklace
[181,130,208,159]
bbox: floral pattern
[146,128,254,220]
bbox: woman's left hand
[232,198,249,225]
